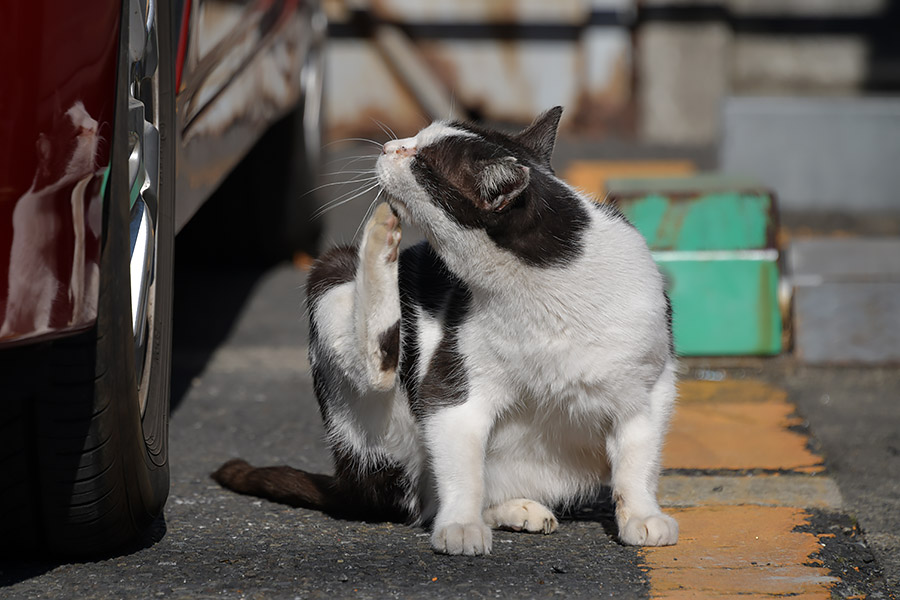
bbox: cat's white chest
[464,300,606,402]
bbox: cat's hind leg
[307,202,402,392]
[483,499,558,534]
[356,202,403,390]
[214,208,413,522]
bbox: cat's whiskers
[324,137,384,150]
[322,157,380,184]
[325,151,376,164]
[312,182,381,220]
[312,180,379,217]
[309,141,385,223]
[370,118,398,142]
[320,169,378,177]
[302,173,380,201]
[324,153,379,171]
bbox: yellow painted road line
[563,160,696,199]
[646,506,837,599]
[647,379,844,598]
[660,474,842,510]
[664,380,824,473]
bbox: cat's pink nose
[383,139,416,157]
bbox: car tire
[0,0,174,557]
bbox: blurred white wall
[323,0,898,145]
[323,0,634,140]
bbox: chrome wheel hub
[127,0,159,412]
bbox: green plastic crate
[608,175,782,356]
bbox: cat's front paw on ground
[363,202,402,265]
[619,513,678,546]
[483,498,558,534]
[432,522,492,556]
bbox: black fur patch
[397,242,472,419]
[398,241,461,318]
[330,447,416,523]
[410,131,589,268]
[416,284,470,416]
[306,245,358,302]
[513,106,563,166]
[590,197,634,226]
[378,320,401,372]
[664,291,675,356]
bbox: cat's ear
[514,106,563,165]
[476,157,530,212]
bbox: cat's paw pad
[363,202,402,264]
[484,499,558,534]
[432,522,492,556]
[619,513,678,546]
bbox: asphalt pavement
[2,259,651,599]
[2,140,898,598]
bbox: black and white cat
[213,107,678,555]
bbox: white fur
[317,121,678,555]
[483,498,558,534]
[476,157,526,198]
[415,308,443,382]
[311,281,424,520]
[356,205,402,389]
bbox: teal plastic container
[608,175,782,356]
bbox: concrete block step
[720,97,900,212]
[789,238,900,283]
[789,238,900,364]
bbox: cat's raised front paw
[363,202,402,265]
[619,513,678,546]
[483,499,558,534]
[431,522,492,556]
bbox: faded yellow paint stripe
[664,380,824,472]
[677,380,788,405]
[660,474,842,509]
[646,506,837,599]
[563,160,696,199]
[649,379,841,597]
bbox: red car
[0,0,325,555]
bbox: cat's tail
[211,458,338,512]
[210,458,411,523]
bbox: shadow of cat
[557,487,620,541]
